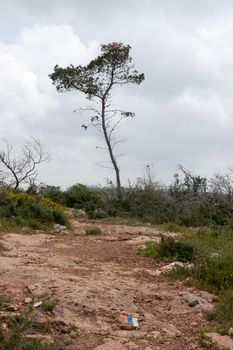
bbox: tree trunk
[101,99,122,199]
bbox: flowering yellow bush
[7,191,35,203]
[40,196,65,211]
[0,190,69,228]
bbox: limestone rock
[182,292,213,311]
[75,209,87,219]
[5,304,19,312]
[204,332,233,349]
[161,262,185,272]
[162,324,181,337]
[53,224,67,233]
[228,328,233,337]
[25,297,33,304]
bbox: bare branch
[0,138,50,189]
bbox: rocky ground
[0,220,219,349]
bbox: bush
[194,255,233,291]
[0,190,68,229]
[0,311,59,350]
[63,184,103,212]
[42,180,233,229]
[0,192,16,218]
[141,236,195,263]
[208,290,233,329]
[41,298,56,312]
[52,209,67,226]
[159,236,195,262]
[85,227,102,236]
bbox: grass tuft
[85,227,102,236]
[141,236,195,262]
[41,298,56,312]
[0,310,60,350]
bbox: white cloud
[1,3,233,186]
[0,25,102,185]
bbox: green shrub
[166,265,190,280]
[52,209,67,226]
[85,227,102,236]
[0,312,59,350]
[207,290,233,329]
[0,190,68,230]
[159,236,195,262]
[0,192,16,218]
[41,298,56,312]
[140,241,159,258]
[194,255,233,291]
[164,223,182,232]
[64,184,103,212]
[0,296,7,310]
[141,237,195,263]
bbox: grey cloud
[1,2,233,187]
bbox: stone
[53,224,67,233]
[53,224,61,230]
[70,330,77,338]
[21,226,30,233]
[199,291,215,303]
[190,321,198,327]
[162,324,181,337]
[27,284,44,297]
[125,341,137,349]
[151,331,160,339]
[33,301,42,308]
[210,252,220,258]
[2,323,8,330]
[25,297,33,304]
[154,270,162,276]
[183,292,213,311]
[27,284,36,293]
[5,304,19,312]
[204,332,233,349]
[0,311,21,318]
[94,328,110,336]
[161,262,185,272]
[189,300,199,307]
[228,328,233,337]
[75,209,87,219]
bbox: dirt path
[0,220,213,349]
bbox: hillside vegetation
[0,189,68,230]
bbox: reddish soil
[0,220,213,349]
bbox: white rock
[161,262,184,272]
[183,292,213,311]
[33,301,42,308]
[25,297,33,304]
[75,209,87,219]
[204,332,233,349]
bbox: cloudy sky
[1,0,233,188]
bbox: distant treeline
[42,166,233,228]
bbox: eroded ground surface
[0,220,214,349]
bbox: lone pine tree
[49,42,144,198]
